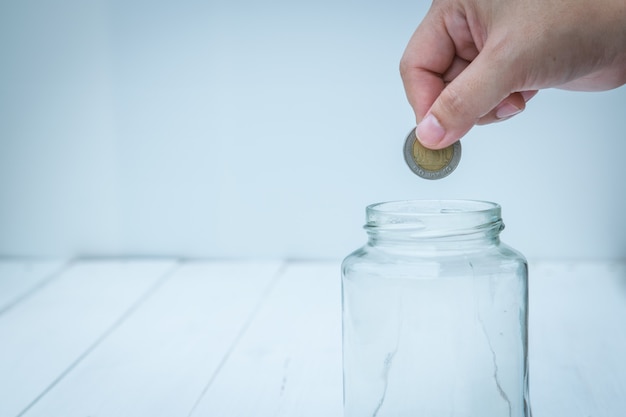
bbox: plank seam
[0,260,74,317]
[186,260,289,417]
[15,260,182,417]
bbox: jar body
[341,200,530,417]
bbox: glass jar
[341,200,530,417]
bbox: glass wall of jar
[342,200,530,417]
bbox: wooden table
[1,259,624,416]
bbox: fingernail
[521,90,538,102]
[496,102,522,119]
[417,113,445,147]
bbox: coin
[403,129,461,180]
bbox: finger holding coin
[403,129,461,180]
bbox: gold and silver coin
[403,129,461,180]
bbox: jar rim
[367,200,500,217]
[365,200,502,235]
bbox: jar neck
[364,200,504,250]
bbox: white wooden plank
[0,260,176,417]
[529,261,626,416]
[4,259,623,417]
[20,260,284,417]
[0,260,67,313]
[189,261,343,417]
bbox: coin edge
[403,129,462,180]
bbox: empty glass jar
[342,200,530,417]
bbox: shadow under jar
[341,200,530,417]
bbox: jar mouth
[365,200,502,236]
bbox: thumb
[416,50,517,149]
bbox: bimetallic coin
[403,129,461,180]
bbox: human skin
[400,0,626,149]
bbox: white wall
[1,0,625,260]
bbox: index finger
[400,10,456,122]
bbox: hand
[400,0,626,149]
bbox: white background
[1,0,625,260]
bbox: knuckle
[398,57,412,79]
